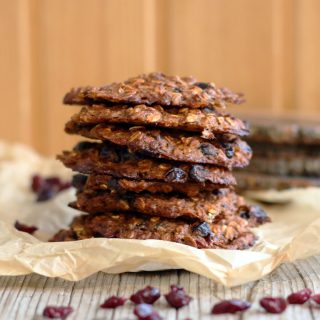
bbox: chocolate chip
[189,165,207,183]
[73,141,93,151]
[200,143,217,156]
[194,82,211,90]
[164,168,187,183]
[192,222,213,238]
[71,174,88,191]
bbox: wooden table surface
[1,255,320,320]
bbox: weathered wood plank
[0,256,319,319]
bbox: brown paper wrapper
[1,142,320,287]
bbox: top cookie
[63,72,244,108]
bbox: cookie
[73,189,241,223]
[74,174,226,197]
[50,210,260,250]
[65,122,252,168]
[63,72,244,109]
[235,171,320,190]
[247,155,320,177]
[70,104,249,138]
[58,142,236,185]
[248,118,320,145]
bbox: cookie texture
[50,208,265,249]
[235,171,320,191]
[65,122,252,168]
[70,104,249,138]
[59,142,236,185]
[73,189,241,223]
[63,72,244,109]
[74,174,226,197]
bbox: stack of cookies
[51,73,270,249]
[236,118,320,191]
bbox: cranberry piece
[260,297,287,314]
[100,295,126,308]
[164,285,192,309]
[194,82,211,90]
[43,306,73,319]
[287,288,312,304]
[192,222,213,238]
[36,184,57,202]
[133,304,163,320]
[14,221,38,234]
[312,294,320,304]
[130,286,160,305]
[31,175,44,193]
[211,299,251,314]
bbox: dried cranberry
[211,299,250,314]
[164,168,187,183]
[194,82,211,89]
[200,143,217,156]
[189,165,207,183]
[238,205,269,224]
[192,222,213,238]
[14,221,38,234]
[133,304,163,320]
[130,286,160,305]
[43,306,73,319]
[260,297,287,314]
[311,294,320,304]
[31,175,44,193]
[164,285,192,309]
[37,184,57,202]
[100,296,126,308]
[287,288,312,304]
[71,174,88,191]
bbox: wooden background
[1,0,320,155]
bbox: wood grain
[0,0,320,155]
[0,255,320,319]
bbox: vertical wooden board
[162,0,276,114]
[0,1,23,143]
[295,0,320,116]
[32,0,152,155]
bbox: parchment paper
[0,141,320,287]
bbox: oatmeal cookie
[63,72,244,108]
[70,104,249,138]
[65,122,252,168]
[58,142,236,185]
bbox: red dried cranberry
[164,285,192,309]
[100,295,126,308]
[133,303,163,320]
[130,286,160,305]
[287,288,312,304]
[43,306,73,319]
[211,299,250,314]
[312,294,320,304]
[260,297,287,314]
[31,175,44,193]
[31,174,71,202]
[14,221,38,234]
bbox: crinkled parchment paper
[0,142,320,287]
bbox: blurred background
[1,0,320,155]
